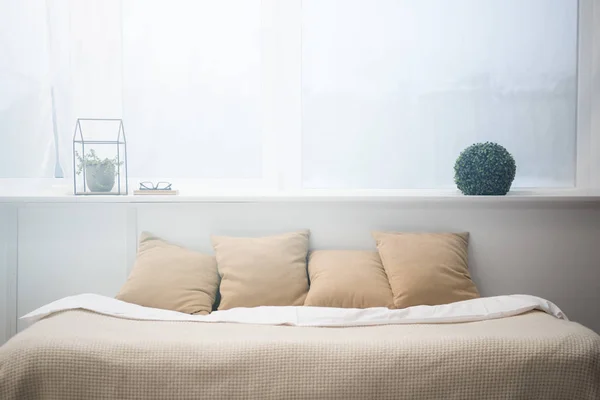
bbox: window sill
[0,186,599,205]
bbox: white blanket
[21,293,567,327]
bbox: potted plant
[75,149,123,192]
[454,142,517,195]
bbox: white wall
[1,199,599,342]
[16,204,130,331]
[0,205,17,344]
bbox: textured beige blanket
[1,310,599,400]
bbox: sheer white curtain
[0,0,580,190]
[0,0,54,178]
[122,0,263,180]
[1,0,263,183]
[0,0,122,180]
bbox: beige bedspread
[1,310,599,400]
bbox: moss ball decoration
[454,142,516,195]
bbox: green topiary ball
[454,142,516,196]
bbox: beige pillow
[373,232,479,309]
[212,231,310,310]
[116,232,219,315]
[304,250,394,309]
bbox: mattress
[1,296,599,400]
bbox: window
[302,0,578,189]
[0,0,596,193]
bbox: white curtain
[0,0,579,189]
[0,0,262,181]
[0,0,55,178]
[0,0,122,179]
[122,0,263,179]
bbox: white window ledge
[0,185,599,205]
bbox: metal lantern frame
[72,118,128,195]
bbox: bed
[1,294,599,400]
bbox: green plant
[454,142,516,195]
[75,149,122,176]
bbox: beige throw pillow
[116,232,219,315]
[304,250,394,309]
[373,232,479,309]
[212,231,310,310]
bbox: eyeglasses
[139,181,172,190]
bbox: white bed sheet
[21,293,567,327]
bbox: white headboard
[2,198,599,342]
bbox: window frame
[575,0,599,190]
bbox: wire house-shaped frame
[73,118,128,195]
